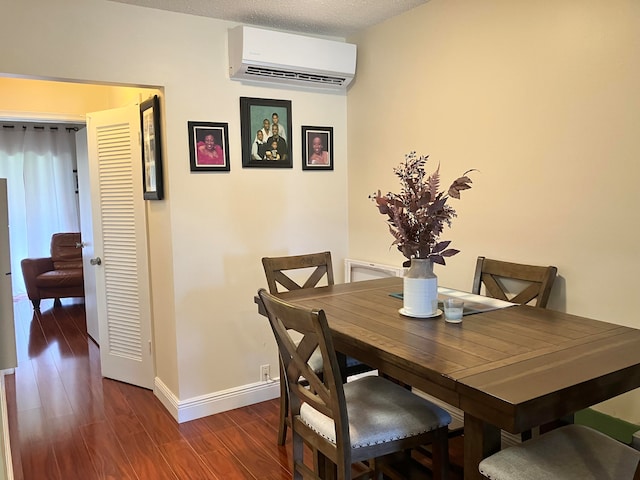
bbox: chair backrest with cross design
[471,256,557,308]
[262,251,334,294]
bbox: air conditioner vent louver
[228,26,356,91]
[244,66,347,86]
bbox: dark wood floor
[4,298,463,479]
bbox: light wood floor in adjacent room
[4,299,463,479]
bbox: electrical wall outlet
[260,364,270,382]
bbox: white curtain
[0,125,80,297]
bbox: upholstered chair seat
[479,424,640,480]
[36,268,83,288]
[300,375,451,448]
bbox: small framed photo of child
[188,121,230,172]
[302,126,333,171]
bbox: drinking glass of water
[444,298,464,323]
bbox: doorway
[0,76,159,389]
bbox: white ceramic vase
[403,258,438,317]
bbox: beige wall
[348,0,640,422]
[0,0,350,410]
[3,0,639,426]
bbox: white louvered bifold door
[86,104,154,389]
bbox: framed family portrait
[140,95,164,199]
[188,121,230,172]
[302,126,333,171]
[240,97,292,168]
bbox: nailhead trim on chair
[300,376,451,448]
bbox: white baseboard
[152,374,520,448]
[154,377,280,424]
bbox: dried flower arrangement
[371,152,475,266]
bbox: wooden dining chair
[472,256,558,308]
[478,424,640,480]
[262,251,335,294]
[257,288,452,480]
[471,256,558,441]
[262,251,374,446]
[423,257,559,446]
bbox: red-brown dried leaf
[371,152,475,263]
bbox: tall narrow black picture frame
[141,95,164,200]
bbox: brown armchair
[21,233,85,311]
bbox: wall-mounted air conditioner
[228,26,357,90]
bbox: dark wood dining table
[258,276,640,480]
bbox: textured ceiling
[108,0,427,37]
